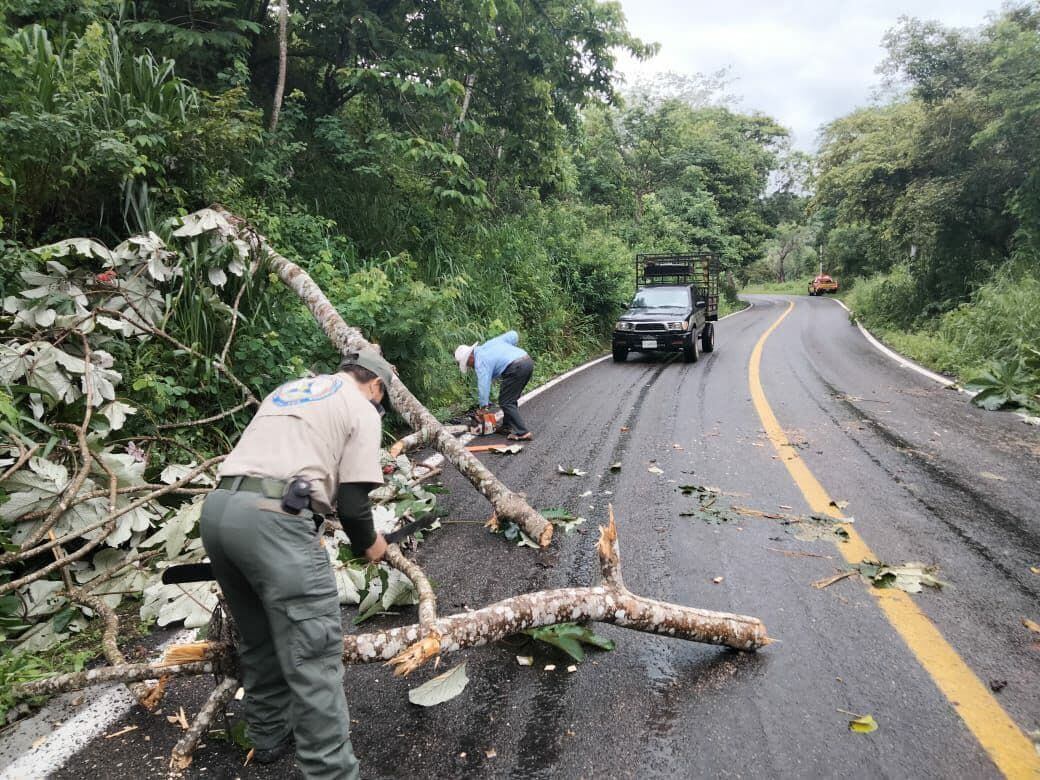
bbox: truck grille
[634,323,666,332]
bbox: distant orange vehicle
[808,274,839,295]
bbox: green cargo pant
[199,488,359,780]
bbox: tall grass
[847,266,1040,381]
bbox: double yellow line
[748,299,1038,778]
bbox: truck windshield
[630,288,689,308]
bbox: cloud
[615,0,998,150]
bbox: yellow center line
[748,298,1039,779]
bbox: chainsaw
[467,404,504,436]
[161,513,439,584]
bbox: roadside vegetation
[810,6,1040,413]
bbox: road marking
[0,630,195,779]
[748,298,1040,779]
[827,298,959,389]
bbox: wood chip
[105,725,139,739]
[812,571,857,589]
[543,664,556,671]
[244,748,255,767]
[566,665,577,673]
[485,748,497,758]
[712,576,724,584]
[1023,618,1040,634]
[768,547,833,560]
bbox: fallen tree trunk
[220,209,553,547]
[367,510,768,675]
[16,510,769,703]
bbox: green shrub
[844,264,927,331]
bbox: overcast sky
[615,0,1001,150]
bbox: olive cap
[339,348,396,410]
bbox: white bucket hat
[454,343,478,374]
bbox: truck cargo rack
[636,253,720,321]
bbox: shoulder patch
[271,376,343,407]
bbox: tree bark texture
[219,209,552,546]
[268,0,289,133]
[13,660,215,699]
[168,676,240,773]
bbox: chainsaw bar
[161,514,440,584]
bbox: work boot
[253,735,294,765]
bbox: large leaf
[141,499,203,558]
[33,238,114,265]
[524,622,616,662]
[408,662,469,707]
[141,578,219,629]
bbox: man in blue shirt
[455,331,534,440]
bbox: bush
[844,264,927,331]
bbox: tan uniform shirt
[218,373,383,514]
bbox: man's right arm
[336,405,387,561]
[475,357,493,407]
[336,482,384,561]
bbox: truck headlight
[666,321,686,331]
[615,321,633,331]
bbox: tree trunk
[219,209,553,546]
[268,0,289,133]
[454,74,476,152]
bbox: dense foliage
[0,1,791,415]
[0,0,794,672]
[813,4,1040,412]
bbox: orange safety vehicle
[808,274,839,295]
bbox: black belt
[217,475,287,498]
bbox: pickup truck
[808,274,839,295]
[612,253,720,363]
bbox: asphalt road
[39,294,1040,779]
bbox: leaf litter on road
[408,662,469,707]
[853,560,945,593]
[846,713,878,734]
[540,508,587,536]
[557,464,587,477]
[489,444,523,455]
[524,622,615,662]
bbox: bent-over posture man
[454,330,534,440]
[200,349,394,780]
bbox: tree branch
[218,208,553,547]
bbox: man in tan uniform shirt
[200,349,393,780]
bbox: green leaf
[524,622,616,662]
[408,662,469,707]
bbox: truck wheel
[701,322,715,353]
[682,336,698,363]
[612,347,627,362]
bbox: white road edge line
[828,298,1040,425]
[827,298,965,392]
[0,629,195,780]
